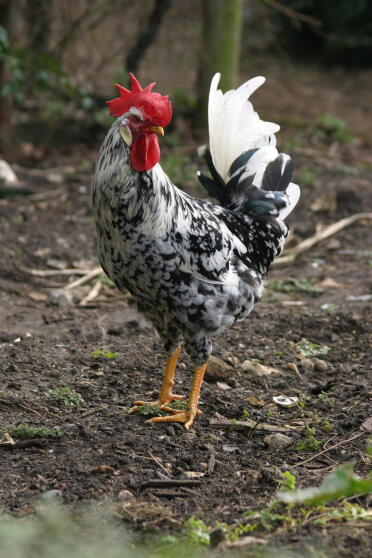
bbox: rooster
[91,73,300,429]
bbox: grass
[48,386,82,406]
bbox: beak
[148,125,164,136]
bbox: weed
[296,338,331,358]
[279,462,372,505]
[267,277,323,295]
[280,471,297,492]
[296,426,321,452]
[310,114,354,145]
[91,349,117,359]
[6,424,63,440]
[181,517,210,545]
[320,419,333,432]
[241,408,251,420]
[48,386,82,407]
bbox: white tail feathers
[207,73,300,220]
[208,73,280,184]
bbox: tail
[197,73,300,220]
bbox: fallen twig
[79,279,102,306]
[209,418,301,432]
[293,431,365,468]
[141,479,202,489]
[65,267,103,290]
[275,212,372,267]
[28,268,90,277]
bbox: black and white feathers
[197,73,300,220]
[91,73,301,364]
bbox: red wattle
[131,134,160,172]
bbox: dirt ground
[0,62,371,557]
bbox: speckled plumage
[91,75,300,366]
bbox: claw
[128,394,184,415]
[146,409,201,430]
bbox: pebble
[299,358,314,373]
[49,289,74,309]
[313,358,328,372]
[241,360,279,376]
[264,433,293,450]
[205,355,232,381]
[118,489,135,501]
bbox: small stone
[313,359,328,372]
[49,289,74,309]
[205,356,232,382]
[216,381,231,390]
[118,489,134,501]
[40,489,63,501]
[264,433,293,449]
[241,360,279,376]
[299,358,314,373]
[361,417,372,432]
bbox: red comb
[106,73,172,127]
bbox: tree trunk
[194,0,243,129]
[125,0,172,77]
[0,0,13,148]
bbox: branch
[274,212,372,267]
[260,0,322,28]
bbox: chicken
[91,73,300,429]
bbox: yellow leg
[147,361,208,429]
[128,347,183,413]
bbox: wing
[170,191,245,287]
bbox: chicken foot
[147,361,208,429]
[128,346,183,414]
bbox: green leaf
[91,349,117,359]
[279,463,372,505]
[296,338,331,357]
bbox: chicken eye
[131,115,141,123]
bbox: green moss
[7,424,63,440]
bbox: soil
[1,64,371,557]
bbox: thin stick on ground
[64,267,103,290]
[79,279,102,306]
[28,268,91,277]
[293,431,365,467]
[274,212,372,267]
